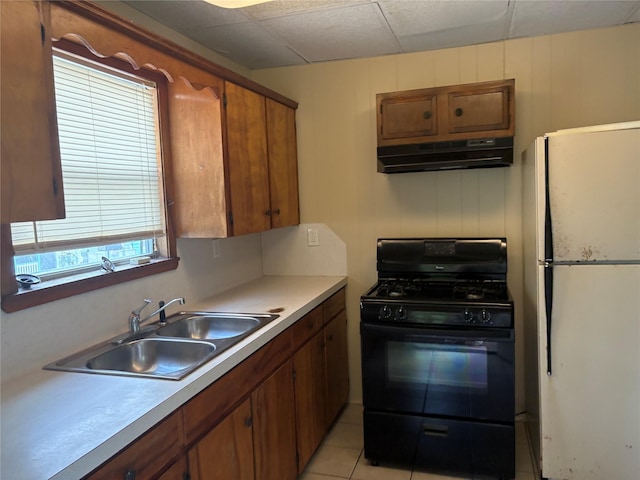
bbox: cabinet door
[377,91,438,143]
[1,0,65,223]
[266,98,299,229]
[225,82,271,236]
[158,456,188,480]
[446,82,512,135]
[293,332,327,473]
[325,310,349,427]
[188,398,254,480]
[84,411,184,480]
[252,359,297,480]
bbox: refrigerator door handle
[544,137,554,375]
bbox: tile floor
[300,404,537,480]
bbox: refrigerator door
[537,264,640,480]
[546,127,640,263]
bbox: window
[2,45,178,312]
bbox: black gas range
[360,238,515,479]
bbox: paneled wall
[253,24,640,411]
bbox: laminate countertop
[1,275,347,480]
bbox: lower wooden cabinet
[325,309,349,426]
[188,399,254,480]
[84,411,184,480]
[294,331,327,472]
[252,359,297,480]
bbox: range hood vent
[377,137,513,174]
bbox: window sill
[1,257,179,313]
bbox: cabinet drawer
[291,306,323,350]
[323,288,345,324]
[84,410,184,480]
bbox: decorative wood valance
[49,0,297,108]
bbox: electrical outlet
[212,239,221,258]
[307,228,320,247]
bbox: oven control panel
[361,301,513,328]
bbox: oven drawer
[364,410,515,478]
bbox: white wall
[253,23,640,412]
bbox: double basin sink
[44,312,279,380]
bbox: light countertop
[1,275,347,480]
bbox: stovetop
[361,237,513,328]
[370,279,510,303]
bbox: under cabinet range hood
[377,137,514,174]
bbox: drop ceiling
[123,0,640,70]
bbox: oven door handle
[360,322,514,341]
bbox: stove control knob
[481,309,491,324]
[395,306,407,321]
[463,309,473,323]
[379,305,392,320]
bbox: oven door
[360,322,514,422]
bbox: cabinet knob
[273,208,281,215]
[455,108,463,117]
[244,416,253,427]
[264,210,271,216]
[124,469,136,480]
[422,111,431,120]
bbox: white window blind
[11,53,164,254]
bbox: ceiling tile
[188,22,308,69]
[397,19,506,53]
[510,0,639,38]
[378,0,511,36]
[242,0,370,20]
[123,0,248,30]
[261,2,399,62]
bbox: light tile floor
[300,404,537,480]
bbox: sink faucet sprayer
[128,297,185,333]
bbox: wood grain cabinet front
[225,82,300,236]
[83,411,185,480]
[1,0,65,224]
[377,79,515,147]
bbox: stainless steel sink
[156,314,261,340]
[44,311,279,380]
[86,338,216,379]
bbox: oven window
[386,341,488,390]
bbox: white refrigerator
[522,121,640,480]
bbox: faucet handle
[132,299,152,317]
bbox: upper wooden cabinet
[377,79,515,147]
[225,82,300,237]
[171,81,299,238]
[1,0,65,223]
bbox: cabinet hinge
[183,473,191,480]
[292,368,297,382]
[223,93,227,108]
[229,211,234,226]
[296,451,300,470]
[52,177,59,196]
[40,23,45,45]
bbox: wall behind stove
[253,23,640,413]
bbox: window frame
[1,39,179,314]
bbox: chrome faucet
[128,297,185,333]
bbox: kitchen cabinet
[1,0,65,223]
[324,309,349,426]
[84,411,184,480]
[252,359,297,480]
[225,81,300,236]
[188,399,254,480]
[377,79,515,147]
[170,81,299,238]
[292,289,349,473]
[157,456,188,480]
[292,307,327,473]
